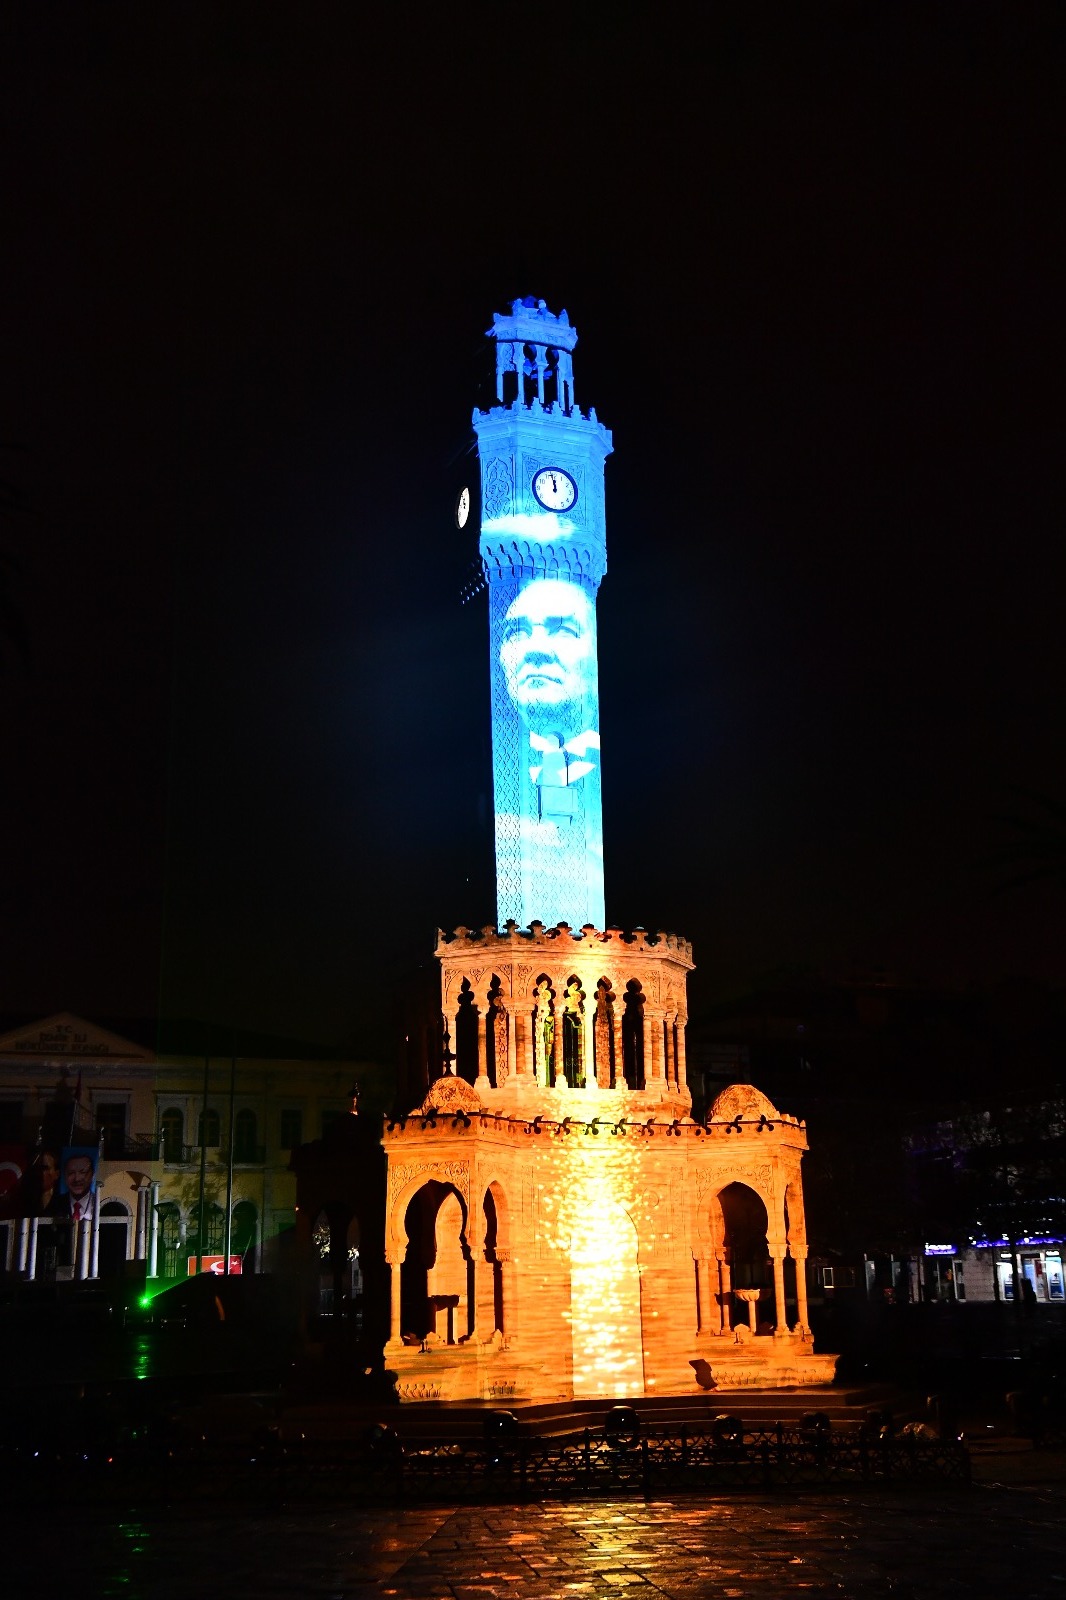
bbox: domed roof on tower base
[709,1083,782,1123]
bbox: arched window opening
[718,1182,773,1331]
[454,979,479,1085]
[197,1107,220,1148]
[160,1108,183,1164]
[542,345,560,408]
[399,1181,472,1345]
[189,1201,225,1261]
[622,981,645,1090]
[563,977,585,1088]
[233,1108,258,1163]
[158,1201,182,1279]
[487,975,505,1086]
[533,975,554,1086]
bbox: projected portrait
[499,577,600,812]
[490,573,605,928]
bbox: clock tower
[472,296,613,931]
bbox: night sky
[3,7,1064,1057]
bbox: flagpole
[196,1032,209,1277]
[223,1051,235,1274]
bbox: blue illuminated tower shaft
[474,298,613,930]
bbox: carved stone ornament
[390,1159,471,1203]
[419,1076,484,1114]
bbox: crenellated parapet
[431,922,693,1115]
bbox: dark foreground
[10,1475,1066,1600]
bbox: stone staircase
[281,1384,919,1444]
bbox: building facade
[0,1012,363,1289]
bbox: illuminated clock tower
[379,297,834,1407]
[472,297,613,931]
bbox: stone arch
[712,1181,774,1334]
[480,1180,510,1334]
[398,1180,473,1345]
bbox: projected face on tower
[500,578,597,740]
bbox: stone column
[90,1189,101,1279]
[476,1005,490,1087]
[148,1181,160,1277]
[514,1010,526,1077]
[506,1006,517,1081]
[552,1006,564,1086]
[695,1254,712,1334]
[78,1215,92,1280]
[387,1256,404,1347]
[770,1251,788,1335]
[792,1249,810,1335]
[647,1009,665,1083]
[610,1006,623,1089]
[675,1015,688,1092]
[664,1016,675,1088]
[718,1257,732,1332]
[579,1007,593,1091]
[496,1249,517,1343]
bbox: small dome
[709,1083,781,1123]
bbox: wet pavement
[10,1475,1066,1600]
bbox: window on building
[189,1200,225,1257]
[279,1108,303,1150]
[158,1201,182,1277]
[160,1108,184,1163]
[198,1107,220,1147]
[96,1102,127,1158]
[233,1108,258,1163]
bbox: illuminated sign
[474,298,612,930]
[924,1243,957,1256]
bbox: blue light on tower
[474,297,613,930]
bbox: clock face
[531,467,578,513]
[455,485,471,529]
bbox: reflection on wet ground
[10,1485,1066,1599]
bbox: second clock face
[531,467,578,513]
[455,485,471,529]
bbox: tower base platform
[385,1329,838,1406]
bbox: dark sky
[2,6,1064,1054]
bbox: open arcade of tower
[382,298,836,1403]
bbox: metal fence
[0,1417,972,1507]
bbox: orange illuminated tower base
[381,925,837,1403]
